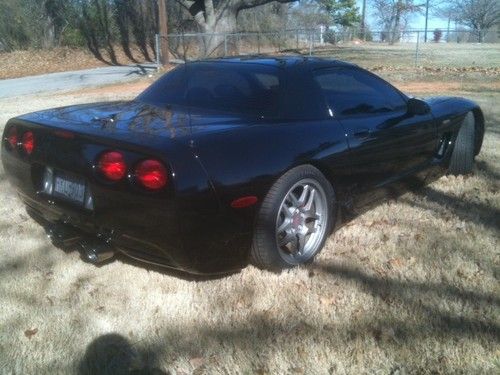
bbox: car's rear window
[137,63,283,118]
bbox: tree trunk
[128,3,153,62]
[201,10,237,57]
[446,17,451,42]
[115,0,138,63]
[94,0,118,65]
[42,15,55,49]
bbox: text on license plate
[53,175,86,204]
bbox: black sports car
[1,56,484,274]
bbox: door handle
[353,128,371,139]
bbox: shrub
[433,28,443,43]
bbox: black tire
[449,112,475,176]
[250,165,335,271]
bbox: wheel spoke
[298,185,310,206]
[306,225,317,235]
[297,232,306,254]
[287,192,299,207]
[277,218,290,234]
[303,187,316,211]
[280,204,293,218]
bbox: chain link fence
[156,27,500,70]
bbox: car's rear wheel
[251,165,335,271]
[448,111,475,175]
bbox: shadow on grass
[316,262,500,328]
[476,160,500,182]
[73,258,499,374]
[78,334,166,375]
[402,186,500,232]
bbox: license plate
[53,173,86,204]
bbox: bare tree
[127,1,154,62]
[453,0,499,41]
[173,0,297,54]
[433,2,461,41]
[372,0,423,44]
[79,0,118,65]
[114,0,137,62]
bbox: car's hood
[17,100,255,140]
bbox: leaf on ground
[293,280,307,290]
[320,296,337,306]
[189,357,205,369]
[387,258,404,268]
[24,328,38,339]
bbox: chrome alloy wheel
[275,178,329,264]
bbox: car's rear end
[0,101,244,274]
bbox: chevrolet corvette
[1,56,484,274]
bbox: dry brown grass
[0,76,498,374]
[0,45,155,80]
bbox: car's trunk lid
[16,101,192,145]
[16,100,256,145]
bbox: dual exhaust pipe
[47,223,115,264]
[79,239,115,264]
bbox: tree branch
[204,0,215,25]
[175,0,207,28]
[231,0,298,12]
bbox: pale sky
[356,0,451,31]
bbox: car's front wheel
[448,111,476,175]
[251,165,335,271]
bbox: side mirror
[407,98,430,115]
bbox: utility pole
[158,0,169,65]
[424,0,430,42]
[361,0,367,40]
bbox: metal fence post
[309,30,313,56]
[224,33,227,56]
[257,33,261,54]
[154,34,161,70]
[181,33,186,62]
[414,31,420,68]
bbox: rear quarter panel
[192,119,351,214]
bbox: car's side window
[314,67,407,117]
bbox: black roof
[195,55,356,69]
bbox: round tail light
[97,151,127,181]
[6,127,18,150]
[21,131,35,155]
[135,159,168,190]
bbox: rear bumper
[2,143,252,275]
[19,190,183,268]
[17,186,251,274]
